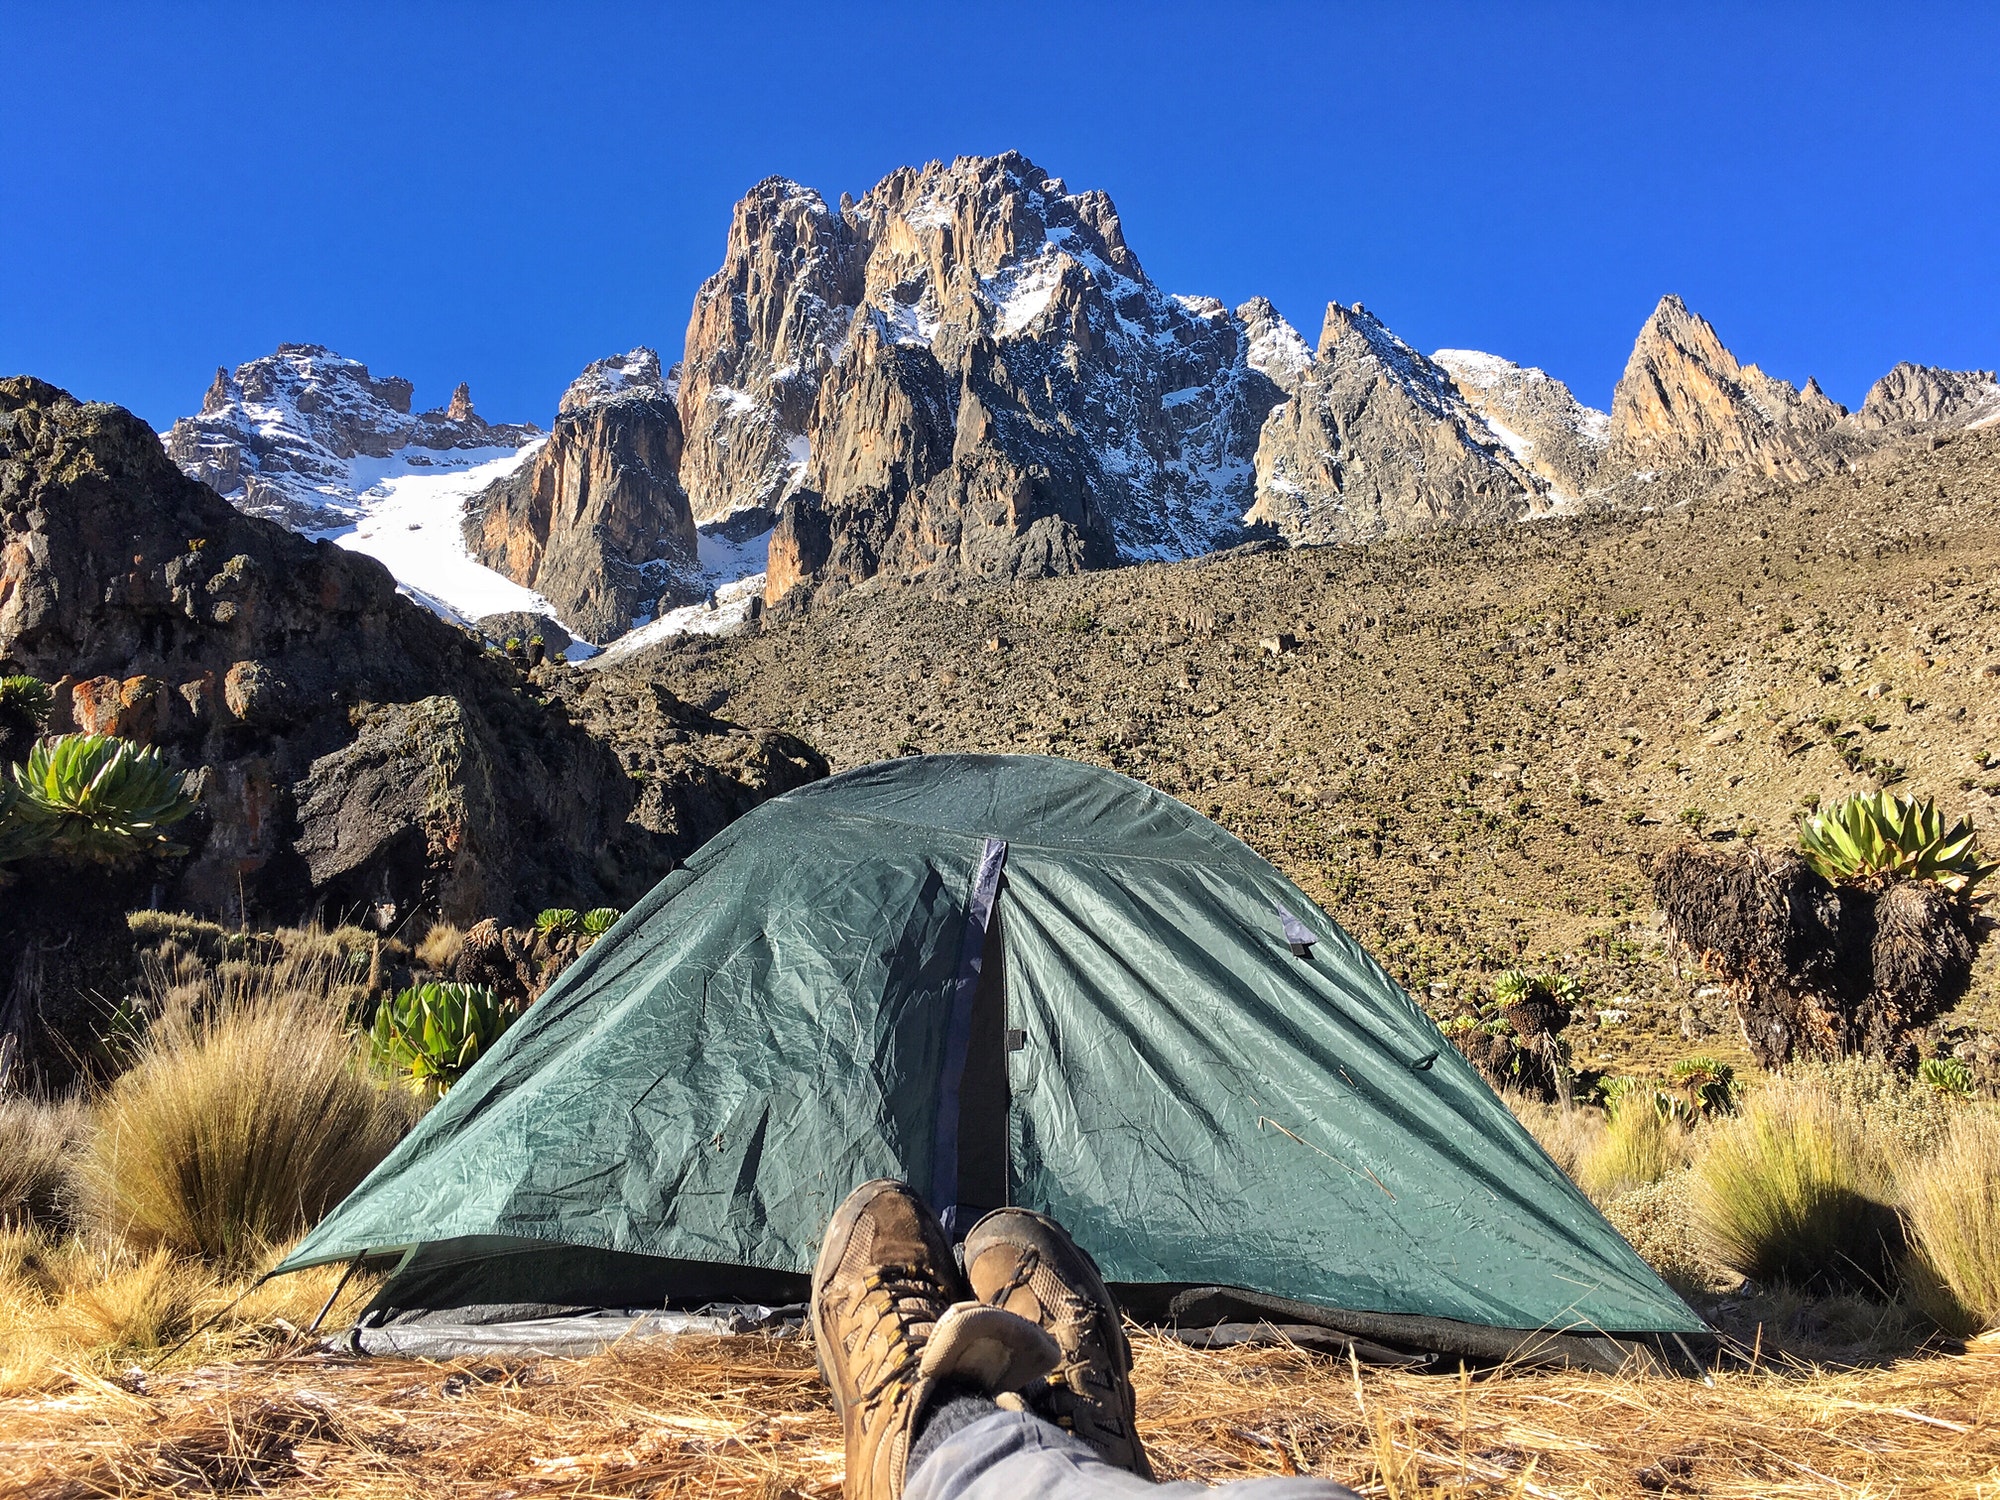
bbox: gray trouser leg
[904,1409,1361,1500]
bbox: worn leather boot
[812,1180,1060,1500]
[962,1207,1153,1478]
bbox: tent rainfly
[279,755,1705,1365]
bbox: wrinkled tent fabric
[280,755,1702,1341]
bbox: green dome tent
[280,755,1702,1363]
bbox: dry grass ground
[1,1329,1996,1499]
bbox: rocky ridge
[163,344,540,530]
[1246,303,1551,546]
[158,159,2000,626]
[464,349,703,643]
[1857,361,2000,434]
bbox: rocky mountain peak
[466,349,700,643]
[687,152,1288,603]
[1247,301,1547,546]
[559,347,669,416]
[1605,294,1852,482]
[1434,349,1610,503]
[1237,298,1313,394]
[1857,361,2000,432]
[162,344,538,530]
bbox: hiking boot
[962,1208,1153,1478]
[812,1180,1060,1500]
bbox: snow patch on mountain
[321,442,577,630]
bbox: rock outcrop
[0,376,818,928]
[1855,362,2000,433]
[1247,303,1547,545]
[681,153,1291,602]
[163,344,539,529]
[677,181,866,532]
[464,349,700,642]
[1433,349,1609,502]
[1604,295,1854,483]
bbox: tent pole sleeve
[930,837,1008,1222]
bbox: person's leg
[903,1401,1362,1500]
[961,1207,1152,1475]
[810,1179,1061,1500]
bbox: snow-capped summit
[162,344,563,634]
[557,347,675,416]
[163,344,540,530]
[1433,348,1611,503]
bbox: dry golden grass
[0,1232,369,1397]
[0,1327,1995,1499]
[414,921,466,973]
[1579,1104,1691,1203]
[1502,1097,1604,1182]
[1899,1110,2000,1335]
[0,1094,86,1231]
[79,949,418,1265]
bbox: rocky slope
[163,344,540,530]
[1246,303,1550,545]
[678,153,1292,603]
[464,349,702,642]
[1,377,820,933]
[632,426,2000,1081]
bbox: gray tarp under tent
[278,754,1706,1368]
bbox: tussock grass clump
[1898,1109,2000,1334]
[0,1095,86,1231]
[415,919,466,971]
[79,950,417,1266]
[1693,1079,1902,1292]
[1580,1099,1690,1203]
[1502,1094,1603,1178]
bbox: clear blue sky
[4,2,1995,431]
